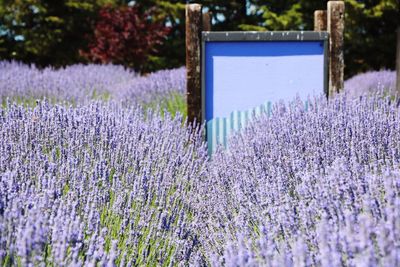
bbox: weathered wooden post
[202,12,212,32]
[327,1,345,97]
[314,10,327,31]
[396,26,400,96]
[186,4,202,124]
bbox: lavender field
[0,61,186,115]
[0,61,399,266]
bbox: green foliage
[244,0,399,77]
[201,0,250,30]
[1,92,187,121]
[0,0,398,76]
[344,0,399,77]
[143,92,187,119]
[261,2,305,30]
[134,0,186,72]
[0,0,122,67]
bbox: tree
[80,5,170,73]
[132,0,186,71]
[241,0,399,77]
[0,0,120,67]
[344,0,399,77]
[0,0,398,76]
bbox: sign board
[202,31,329,153]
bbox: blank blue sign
[205,41,325,121]
[202,32,328,153]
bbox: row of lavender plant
[1,95,399,266]
[1,70,400,265]
[0,61,185,105]
[1,60,394,105]
[0,100,207,266]
[344,70,396,99]
[218,162,400,266]
[115,67,186,104]
[196,95,400,266]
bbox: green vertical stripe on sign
[207,101,274,155]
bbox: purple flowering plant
[203,95,400,266]
[0,61,186,108]
[344,70,396,98]
[0,100,207,266]
[0,64,399,266]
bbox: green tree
[344,0,399,76]
[241,0,399,77]
[0,0,120,67]
[201,0,249,30]
[132,0,186,71]
[1,0,398,76]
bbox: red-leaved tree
[81,5,170,72]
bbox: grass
[142,92,187,119]
[1,91,187,120]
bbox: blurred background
[0,0,398,77]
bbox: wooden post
[314,10,327,31]
[396,26,400,96]
[202,12,212,32]
[327,1,345,97]
[186,4,202,124]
